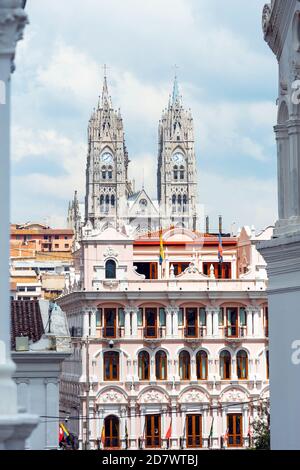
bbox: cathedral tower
[157,76,198,230]
[85,70,132,229]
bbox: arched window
[179,350,190,380]
[196,350,208,380]
[178,194,182,206]
[102,166,107,179]
[103,351,119,381]
[108,166,113,179]
[105,194,110,206]
[237,350,248,379]
[111,194,115,207]
[155,350,167,380]
[172,194,176,213]
[104,415,120,449]
[100,195,104,212]
[180,165,185,180]
[220,350,231,380]
[173,165,178,180]
[105,259,116,279]
[138,351,150,380]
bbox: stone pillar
[206,308,213,336]
[213,309,219,337]
[274,124,291,219]
[129,401,137,449]
[124,307,131,337]
[172,309,179,337]
[253,307,260,337]
[190,357,197,381]
[166,308,172,337]
[83,311,89,336]
[131,308,138,337]
[170,402,177,449]
[246,307,253,337]
[90,308,97,337]
[287,121,300,220]
[0,0,38,450]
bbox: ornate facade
[58,224,271,449]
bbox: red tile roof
[10,300,44,350]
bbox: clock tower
[157,76,198,230]
[85,71,132,229]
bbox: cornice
[263,0,297,59]
[0,1,28,72]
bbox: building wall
[58,226,270,449]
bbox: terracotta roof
[10,300,44,350]
[11,229,74,235]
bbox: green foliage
[251,400,270,450]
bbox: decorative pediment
[179,388,208,403]
[98,388,127,404]
[138,389,169,404]
[221,388,248,403]
[175,262,208,280]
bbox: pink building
[58,224,271,450]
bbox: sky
[11,0,278,233]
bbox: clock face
[100,152,113,164]
[172,152,184,164]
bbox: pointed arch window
[102,166,107,179]
[196,350,208,380]
[180,165,185,180]
[155,350,167,380]
[108,166,113,179]
[111,194,115,207]
[220,350,231,380]
[105,259,116,279]
[172,194,176,213]
[237,350,248,379]
[138,351,150,380]
[179,350,190,380]
[173,165,178,180]
[100,195,105,212]
[178,194,182,212]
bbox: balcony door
[145,415,161,448]
[145,308,157,338]
[226,308,238,337]
[185,308,198,337]
[186,415,202,448]
[104,308,116,338]
[227,414,243,447]
[104,415,120,449]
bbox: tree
[251,400,270,450]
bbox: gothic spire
[100,64,112,109]
[171,71,181,107]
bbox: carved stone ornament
[99,390,124,403]
[140,390,168,404]
[179,388,207,403]
[103,246,119,259]
[262,3,272,35]
[0,2,28,72]
[221,388,247,403]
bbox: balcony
[143,327,166,341]
[184,326,206,340]
[98,327,125,339]
[224,326,246,341]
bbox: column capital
[0,1,28,72]
[205,306,220,314]
[165,305,179,314]
[124,306,139,315]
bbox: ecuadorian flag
[159,230,165,265]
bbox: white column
[172,309,179,337]
[132,308,138,337]
[90,308,96,337]
[191,357,197,381]
[253,308,260,337]
[166,308,172,337]
[246,308,253,337]
[129,402,137,449]
[83,311,89,336]
[206,308,213,336]
[124,308,131,337]
[0,0,38,450]
[213,310,219,337]
[171,402,177,448]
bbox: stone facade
[58,225,271,449]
